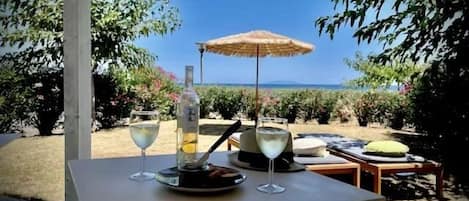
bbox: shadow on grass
[364,173,446,201]
[391,131,469,200]
[199,123,254,136]
[2,194,45,201]
[390,132,441,161]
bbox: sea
[192,83,398,91]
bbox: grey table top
[69,151,384,201]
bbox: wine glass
[129,110,160,181]
[255,117,289,194]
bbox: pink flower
[156,66,165,74]
[400,82,413,95]
[153,79,162,91]
[168,73,177,81]
[168,92,179,102]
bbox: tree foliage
[0,0,181,134]
[0,65,31,132]
[316,0,468,63]
[345,52,423,89]
[408,59,469,185]
[317,0,469,185]
[0,0,180,72]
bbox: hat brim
[228,152,304,172]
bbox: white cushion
[230,132,242,141]
[293,138,329,157]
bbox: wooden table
[68,152,384,201]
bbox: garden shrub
[259,90,279,118]
[240,89,256,120]
[127,66,180,120]
[94,73,135,128]
[298,90,318,122]
[238,89,279,120]
[212,88,243,120]
[333,91,359,123]
[386,94,410,130]
[353,91,406,127]
[0,67,31,133]
[375,92,397,124]
[195,87,216,118]
[94,66,180,128]
[315,91,337,124]
[276,91,301,123]
[158,85,416,131]
[29,70,64,135]
[353,92,379,127]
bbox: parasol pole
[255,44,259,122]
[196,42,205,84]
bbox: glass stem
[269,159,274,187]
[141,149,146,175]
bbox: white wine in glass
[256,117,289,194]
[129,110,160,181]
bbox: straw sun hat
[228,128,304,172]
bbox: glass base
[129,171,156,182]
[257,183,285,194]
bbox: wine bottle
[176,65,200,170]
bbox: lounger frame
[329,149,443,197]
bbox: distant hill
[264,80,303,85]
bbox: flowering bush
[315,91,338,124]
[95,66,180,128]
[334,91,361,123]
[352,91,411,128]
[129,66,180,120]
[237,89,279,120]
[259,90,280,117]
[353,92,380,127]
[399,82,413,95]
[334,103,353,123]
[276,91,301,123]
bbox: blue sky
[135,0,385,84]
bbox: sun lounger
[227,133,361,187]
[297,133,443,197]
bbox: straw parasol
[203,30,314,120]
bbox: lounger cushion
[293,138,328,157]
[364,140,409,157]
[294,154,348,164]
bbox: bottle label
[182,106,198,132]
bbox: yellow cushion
[364,140,409,157]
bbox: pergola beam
[63,0,92,200]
